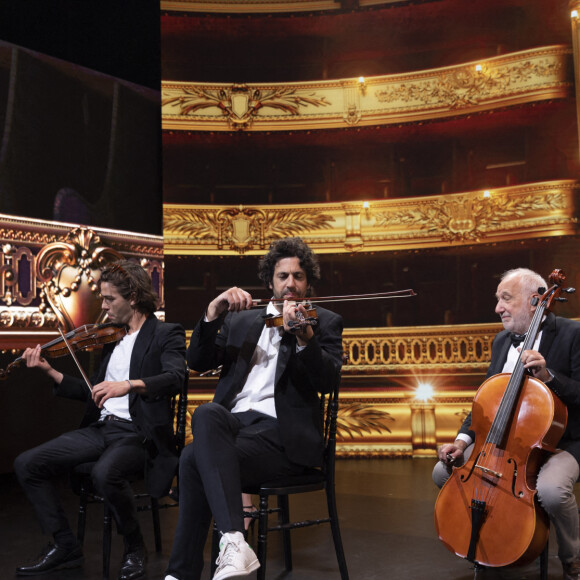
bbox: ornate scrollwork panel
[36,228,124,330]
[164,180,579,255]
[0,215,164,336]
[162,46,571,132]
[342,323,501,373]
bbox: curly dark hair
[257,237,320,291]
[98,260,159,315]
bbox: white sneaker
[212,531,260,580]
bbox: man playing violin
[14,260,186,580]
[433,268,580,580]
[164,237,343,580]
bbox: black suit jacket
[187,306,343,467]
[459,312,580,464]
[56,315,187,497]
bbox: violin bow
[57,328,94,393]
[251,288,417,307]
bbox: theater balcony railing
[163,180,580,255]
[162,45,572,133]
[185,322,507,458]
[161,0,425,14]
[0,213,164,351]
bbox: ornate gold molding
[162,46,572,132]
[0,214,163,259]
[162,0,407,14]
[0,214,165,334]
[0,307,59,331]
[163,180,580,255]
[342,322,501,375]
[35,228,123,330]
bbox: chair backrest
[172,367,190,455]
[321,374,341,479]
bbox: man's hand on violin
[283,300,314,345]
[22,345,63,383]
[437,441,467,466]
[520,349,552,383]
[92,380,131,408]
[207,286,253,321]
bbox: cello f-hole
[460,452,482,483]
[507,458,523,498]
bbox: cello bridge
[475,464,502,479]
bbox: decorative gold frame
[162,46,572,132]
[0,214,164,346]
[164,180,580,255]
[161,0,404,14]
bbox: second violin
[0,323,127,380]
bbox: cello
[434,269,573,568]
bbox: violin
[264,305,319,332]
[258,289,417,333]
[0,323,127,380]
[434,269,574,569]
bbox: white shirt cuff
[456,433,473,447]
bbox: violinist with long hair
[433,268,580,580]
[14,260,186,580]
[164,237,343,580]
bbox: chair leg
[326,485,349,580]
[77,489,88,546]
[103,503,113,580]
[210,524,220,576]
[256,494,269,580]
[540,538,549,580]
[277,495,292,571]
[151,497,162,552]
[473,562,486,579]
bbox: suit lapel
[231,310,266,388]
[539,312,557,359]
[130,315,156,379]
[275,330,295,386]
[489,334,511,376]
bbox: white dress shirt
[100,330,139,421]
[230,303,284,418]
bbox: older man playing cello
[433,268,580,580]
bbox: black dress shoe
[118,546,147,580]
[16,543,83,576]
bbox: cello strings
[472,297,549,504]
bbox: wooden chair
[75,369,189,579]
[211,377,349,579]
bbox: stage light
[415,382,434,402]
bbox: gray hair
[501,268,547,297]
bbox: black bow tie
[509,333,526,347]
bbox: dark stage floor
[0,458,571,579]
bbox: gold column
[342,203,363,250]
[570,1,580,162]
[410,401,437,457]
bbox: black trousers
[166,403,305,580]
[14,420,147,538]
